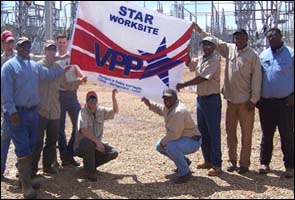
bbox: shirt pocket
[276,59,293,75]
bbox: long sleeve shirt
[259,44,294,98]
[1,55,64,115]
[149,100,200,146]
[200,31,262,104]
[38,59,81,119]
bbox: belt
[191,135,201,141]
[16,105,37,110]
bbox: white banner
[70,1,193,102]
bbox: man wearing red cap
[73,89,119,181]
[1,30,16,180]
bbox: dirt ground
[1,62,294,199]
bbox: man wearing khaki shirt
[177,36,222,176]
[194,24,262,174]
[142,89,202,184]
[31,40,87,176]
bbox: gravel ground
[1,64,294,199]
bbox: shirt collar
[271,43,285,54]
[237,45,249,53]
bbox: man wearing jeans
[1,37,66,199]
[55,33,82,166]
[194,24,262,174]
[142,89,202,184]
[176,36,222,176]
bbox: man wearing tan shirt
[31,40,87,176]
[194,24,262,174]
[142,89,202,184]
[177,36,222,176]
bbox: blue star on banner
[138,37,183,87]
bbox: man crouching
[74,89,119,181]
[141,89,202,184]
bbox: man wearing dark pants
[74,90,119,181]
[258,28,294,178]
[31,40,86,176]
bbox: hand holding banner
[70,1,193,102]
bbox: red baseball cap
[86,91,98,101]
[1,30,15,43]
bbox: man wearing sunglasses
[31,40,87,177]
[176,37,222,176]
[74,89,119,181]
[1,37,68,199]
[258,28,294,178]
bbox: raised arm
[112,89,119,114]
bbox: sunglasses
[45,46,57,51]
[19,43,32,49]
[87,97,97,102]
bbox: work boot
[18,175,42,189]
[197,161,212,169]
[284,168,294,178]
[83,170,97,182]
[17,156,37,199]
[43,166,59,174]
[62,155,80,167]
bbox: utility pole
[45,1,53,40]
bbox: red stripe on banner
[71,49,143,78]
[76,18,193,61]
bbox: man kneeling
[142,89,202,184]
[74,89,119,181]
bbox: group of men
[1,22,294,198]
[0,30,120,199]
[175,24,294,179]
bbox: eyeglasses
[87,97,97,102]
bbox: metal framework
[1,1,294,54]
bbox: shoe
[259,164,270,174]
[284,168,294,178]
[227,162,237,172]
[62,157,80,167]
[43,166,59,174]
[208,166,222,176]
[173,172,192,184]
[197,161,212,169]
[84,171,97,182]
[52,161,60,168]
[173,157,192,173]
[237,166,249,174]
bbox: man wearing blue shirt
[1,37,66,199]
[258,28,294,178]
